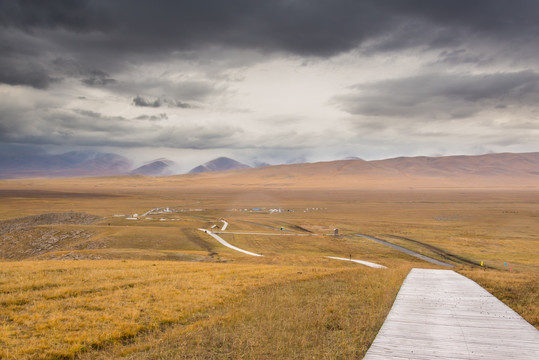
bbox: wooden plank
[364,268,539,360]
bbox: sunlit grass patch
[0,260,340,359]
[78,265,411,359]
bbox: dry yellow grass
[79,265,411,359]
[0,260,344,359]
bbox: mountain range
[0,146,255,178]
[189,157,251,174]
[130,159,175,176]
[175,152,539,189]
[0,144,537,189]
[0,145,132,178]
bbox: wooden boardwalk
[364,269,539,359]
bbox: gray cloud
[0,1,538,162]
[2,1,538,57]
[0,103,244,149]
[0,55,116,89]
[435,49,493,66]
[132,95,195,109]
[127,80,219,102]
[52,58,117,86]
[1,0,539,89]
[335,70,539,120]
[81,70,116,86]
[133,96,161,108]
[135,113,168,121]
[0,0,110,32]
[174,101,192,109]
[0,58,55,89]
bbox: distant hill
[189,157,251,174]
[2,148,538,188]
[343,156,363,160]
[370,153,539,178]
[253,160,271,168]
[130,159,174,176]
[0,145,132,178]
[179,152,539,189]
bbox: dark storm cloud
[335,70,539,119]
[0,54,56,88]
[0,0,110,32]
[2,0,376,56]
[80,70,116,86]
[0,63,53,88]
[2,1,539,60]
[0,0,538,94]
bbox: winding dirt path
[197,229,263,257]
[198,224,386,268]
[326,256,387,269]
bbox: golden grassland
[78,265,411,360]
[0,260,348,359]
[0,176,538,358]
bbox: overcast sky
[1,0,538,171]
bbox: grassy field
[0,177,538,358]
[78,265,411,360]
[0,260,358,359]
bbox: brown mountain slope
[130,159,174,176]
[372,153,539,177]
[2,152,537,191]
[169,152,539,189]
[189,157,251,174]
